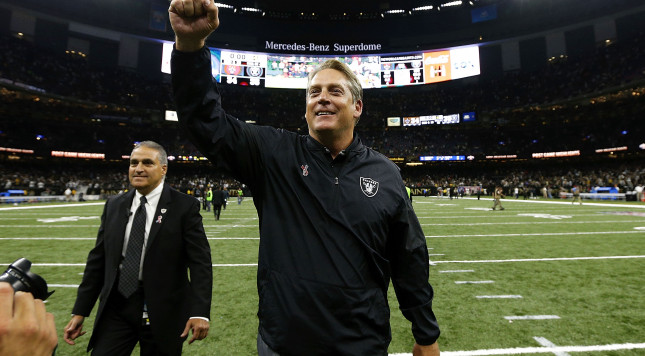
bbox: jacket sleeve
[72,199,109,316]
[182,195,213,318]
[171,46,271,187]
[388,193,440,345]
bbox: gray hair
[306,59,363,104]
[132,141,168,165]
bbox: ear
[161,164,168,176]
[353,99,363,120]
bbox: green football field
[1,196,644,355]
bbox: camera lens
[0,258,54,300]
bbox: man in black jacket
[212,186,225,220]
[169,2,440,355]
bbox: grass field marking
[439,270,475,273]
[212,264,258,267]
[36,216,99,223]
[203,224,258,228]
[421,220,645,226]
[7,263,261,267]
[29,263,87,266]
[0,237,95,240]
[516,214,571,220]
[428,254,445,256]
[207,237,259,240]
[417,214,634,219]
[10,255,643,268]
[49,284,80,288]
[476,295,522,299]
[0,225,100,228]
[421,196,645,209]
[388,342,645,356]
[435,255,645,264]
[455,281,495,284]
[0,202,105,211]
[635,227,645,230]
[425,230,641,238]
[533,337,571,356]
[505,315,560,320]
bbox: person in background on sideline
[205,186,213,212]
[212,186,225,221]
[492,186,505,210]
[237,188,243,205]
[571,185,582,205]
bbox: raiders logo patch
[360,177,379,198]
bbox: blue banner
[149,3,168,32]
[471,4,497,24]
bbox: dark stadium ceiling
[221,0,468,12]
[216,0,493,18]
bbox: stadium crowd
[1,30,644,200]
[1,160,643,202]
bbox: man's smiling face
[305,68,362,140]
[128,146,167,195]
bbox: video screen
[161,42,480,89]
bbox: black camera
[0,258,54,300]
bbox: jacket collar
[305,133,365,157]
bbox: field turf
[1,196,644,355]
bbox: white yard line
[418,197,645,209]
[389,342,645,355]
[0,202,105,211]
[426,231,641,238]
[533,337,571,356]
[0,225,100,228]
[9,263,261,267]
[505,315,560,320]
[420,220,645,225]
[6,255,642,267]
[0,237,95,240]
[435,255,645,264]
[455,280,494,284]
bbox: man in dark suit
[63,141,212,356]
[211,186,225,221]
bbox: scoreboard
[161,43,479,89]
[379,54,424,87]
[220,50,267,87]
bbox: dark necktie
[118,196,147,298]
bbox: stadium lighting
[385,9,405,14]
[412,6,434,11]
[441,1,463,8]
[242,7,262,13]
[215,3,233,9]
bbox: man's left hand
[181,318,209,344]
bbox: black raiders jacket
[172,47,439,356]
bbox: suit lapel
[146,184,171,253]
[109,190,135,266]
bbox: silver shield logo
[360,177,379,198]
